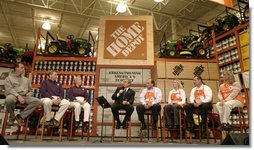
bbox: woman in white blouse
[215,70,245,131]
[164,79,186,129]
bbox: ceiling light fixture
[116,1,127,13]
[42,20,51,31]
[154,0,164,2]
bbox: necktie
[123,88,127,99]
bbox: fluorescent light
[116,1,127,13]
[154,0,164,2]
[42,20,51,30]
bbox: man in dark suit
[111,79,135,129]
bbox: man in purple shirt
[67,76,91,128]
[40,71,70,126]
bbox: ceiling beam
[6,0,100,19]
[57,0,67,34]
[32,8,37,45]
[0,1,17,45]
[78,0,97,38]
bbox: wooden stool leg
[147,114,150,141]
[125,121,128,142]
[23,117,29,141]
[238,109,243,133]
[128,121,131,142]
[111,118,115,142]
[198,114,201,143]
[159,114,162,142]
[1,111,9,137]
[35,110,43,139]
[69,110,74,140]
[40,112,46,141]
[16,126,21,140]
[179,110,182,144]
[87,121,90,141]
[59,117,63,142]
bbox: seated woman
[164,79,186,129]
[215,70,245,131]
[67,75,91,128]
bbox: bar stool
[219,106,247,143]
[35,105,64,142]
[140,110,162,142]
[1,103,30,141]
[68,108,90,141]
[111,109,131,142]
[189,108,216,144]
[231,106,246,133]
[162,108,187,143]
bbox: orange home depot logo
[104,20,147,59]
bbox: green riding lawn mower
[214,14,240,35]
[44,33,92,56]
[0,43,25,63]
[159,35,208,58]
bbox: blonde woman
[215,70,245,131]
[164,79,186,129]
[67,75,91,128]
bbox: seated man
[4,62,40,126]
[184,75,213,136]
[67,75,91,128]
[111,79,135,129]
[136,79,162,130]
[40,71,70,126]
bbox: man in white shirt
[184,75,213,136]
[136,79,162,130]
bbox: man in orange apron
[215,71,245,131]
[184,75,213,136]
[136,79,162,130]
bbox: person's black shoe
[122,121,128,129]
[174,125,180,129]
[190,124,198,133]
[223,124,232,131]
[152,123,157,130]
[83,121,89,133]
[53,119,59,127]
[15,114,24,126]
[7,119,15,126]
[74,121,79,128]
[45,120,52,126]
[116,121,121,129]
[220,123,229,131]
[201,125,206,138]
[141,123,147,130]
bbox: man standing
[184,75,213,136]
[4,62,40,126]
[136,79,162,130]
[40,71,70,126]
[111,79,135,129]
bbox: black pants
[136,104,161,123]
[184,103,212,126]
[111,103,134,123]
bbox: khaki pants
[5,95,41,120]
[41,98,70,121]
[69,101,91,122]
[215,99,243,124]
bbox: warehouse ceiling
[0,0,247,53]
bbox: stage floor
[4,135,221,146]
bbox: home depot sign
[104,20,147,59]
[97,16,154,66]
